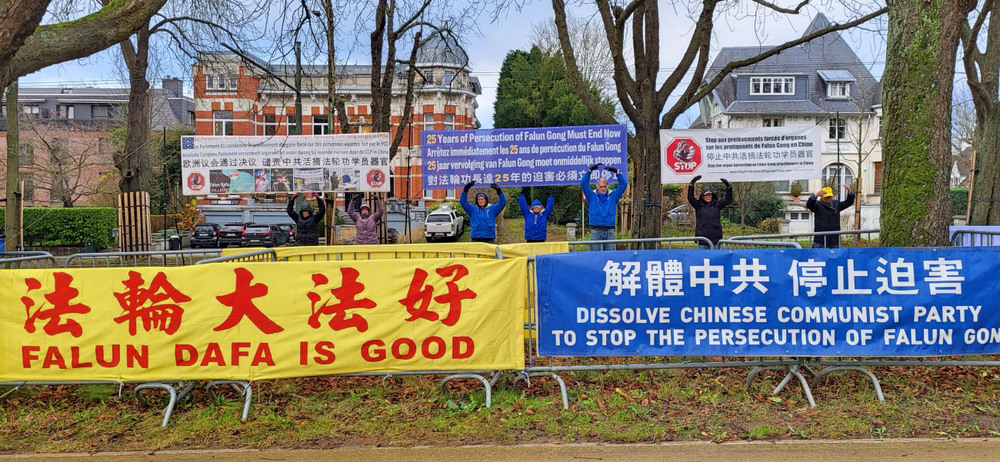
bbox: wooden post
[966,149,977,223]
[117,191,151,251]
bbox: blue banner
[420,125,628,190]
[536,248,1000,357]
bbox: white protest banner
[180,133,390,195]
[659,127,822,183]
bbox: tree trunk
[881,0,967,246]
[117,26,152,193]
[970,113,1000,223]
[4,81,21,250]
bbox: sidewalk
[2,438,998,461]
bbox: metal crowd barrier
[2,248,246,426]
[63,249,223,268]
[195,248,279,264]
[279,246,505,261]
[730,229,880,248]
[717,239,801,250]
[951,229,1000,247]
[569,236,713,251]
[0,251,58,269]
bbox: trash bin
[83,241,95,253]
[168,236,181,250]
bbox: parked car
[241,224,289,247]
[190,223,222,248]
[276,223,296,242]
[218,223,250,248]
[385,228,400,244]
[666,205,693,226]
[424,205,465,241]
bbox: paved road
[2,438,998,461]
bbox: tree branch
[551,0,624,124]
[4,0,168,88]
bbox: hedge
[0,207,118,249]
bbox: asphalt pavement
[1,438,997,461]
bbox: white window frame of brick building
[313,115,329,134]
[213,110,234,136]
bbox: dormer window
[828,82,850,98]
[750,76,795,95]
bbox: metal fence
[568,236,713,251]
[0,251,58,269]
[729,228,880,248]
[194,248,279,265]
[63,249,222,268]
[950,229,1000,247]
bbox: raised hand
[605,166,619,174]
[589,163,602,171]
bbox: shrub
[758,216,783,234]
[950,188,968,216]
[1,207,118,249]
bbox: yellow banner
[0,258,525,381]
[498,242,569,258]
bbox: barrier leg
[812,366,885,403]
[747,365,817,408]
[526,372,569,410]
[206,380,253,421]
[440,374,492,408]
[134,382,178,427]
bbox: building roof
[705,13,881,116]
[1,82,194,129]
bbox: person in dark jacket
[687,175,733,248]
[286,193,326,246]
[348,196,383,245]
[459,181,507,243]
[518,189,554,242]
[580,163,627,251]
[806,185,854,248]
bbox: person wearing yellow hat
[806,184,854,248]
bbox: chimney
[162,76,183,96]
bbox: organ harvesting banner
[660,127,822,183]
[180,134,390,195]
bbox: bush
[758,217,783,234]
[950,188,968,216]
[0,207,118,249]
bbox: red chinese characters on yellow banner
[1,258,526,381]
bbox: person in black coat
[287,193,326,246]
[806,185,854,248]
[687,175,733,248]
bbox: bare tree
[110,0,265,194]
[550,0,887,238]
[961,0,1000,224]
[530,13,618,115]
[6,117,115,207]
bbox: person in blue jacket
[459,181,507,243]
[580,163,627,250]
[518,188,554,242]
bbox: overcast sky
[19,2,888,129]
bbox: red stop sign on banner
[664,138,702,174]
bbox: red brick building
[191,37,481,209]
